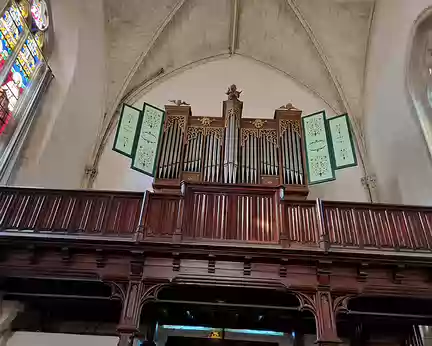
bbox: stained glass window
[31,0,49,31]
[0,0,50,141]
[1,35,43,112]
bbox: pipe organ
[154,85,308,197]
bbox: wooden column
[314,289,341,345]
[116,253,146,346]
[117,280,144,346]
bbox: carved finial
[169,100,190,106]
[279,103,299,111]
[226,84,242,100]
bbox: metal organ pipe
[215,137,221,182]
[295,130,304,184]
[253,136,258,184]
[162,123,174,178]
[157,128,169,178]
[157,98,305,192]
[196,133,203,172]
[223,103,240,184]
[173,124,182,178]
[169,124,179,178]
[240,140,245,183]
[204,134,210,181]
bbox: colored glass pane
[9,4,25,33]
[0,10,21,49]
[31,0,49,31]
[0,30,12,71]
[17,1,30,18]
[17,44,35,78]
[34,31,44,49]
[0,50,42,112]
[26,36,42,63]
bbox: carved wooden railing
[0,187,143,237]
[280,199,321,248]
[181,184,280,243]
[323,201,432,251]
[1,186,432,254]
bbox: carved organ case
[154,89,308,197]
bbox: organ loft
[155,85,308,198]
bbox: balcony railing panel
[281,200,320,246]
[182,185,279,243]
[323,202,432,251]
[2,186,432,255]
[0,188,143,237]
[143,193,179,238]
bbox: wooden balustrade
[0,187,143,237]
[281,200,321,247]
[181,184,280,243]
[1,186,432,254]
[142,193,180,238]
[322,201,432,251]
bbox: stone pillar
[314,290,341,346]
[0,297,23,346]
[117,281,144,346]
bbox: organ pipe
[155,88,307,197]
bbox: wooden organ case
[154,85,308,197]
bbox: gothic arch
[407,6,432,161]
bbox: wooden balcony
[1,184,432,256]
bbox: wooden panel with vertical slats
[281,200,320,246]
[182,186,279,244]
[0,188,143,237]
[323,201,432,251]
[143,193,180,238]
[2,186,432,253]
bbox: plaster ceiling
[104,0,374,119]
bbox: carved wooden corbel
[208,254,216,274]
[95,249,106,269]
[357,262,368,282]
[244,256,252,276]
[317,260,332,288]
[279,258,288,278]
[172,253,180,272]
[130,251,145,279]
[27,244,40,264]
[61,247,71,263]
[393,264,405,284]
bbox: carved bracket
[393,264,405,284]
[96,249,106,269]
[164,115,186,133]
[357,263,368,282]
[243,256,252,276]
[279,119,301,137]
[317,260,332,288]
[279,258,288,278]
[186,126,224,142]
[208,255,216,274]
[172,253,181,272]
[240,128,277,146]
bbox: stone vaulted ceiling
[91,0,375,184]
